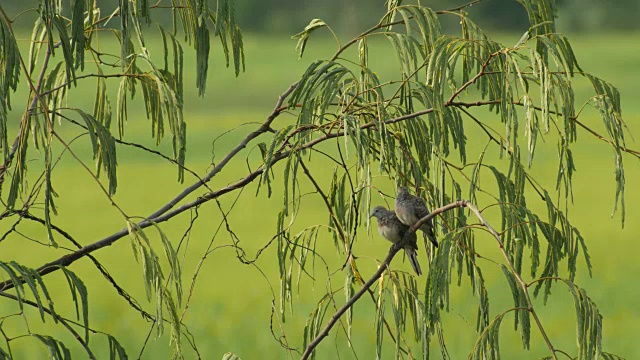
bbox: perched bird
[395,187,438,248]
[370,206,422,276]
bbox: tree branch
[464,203,558,360]
[300,245,401,360]
[0,94,502,292]
[302,200,559,360]
[301,201,468,359]
[0,6,501,291]
[440,0,486,13]
[146,82,297,220]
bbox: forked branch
[301,200,558,360]
[300,201,467,359]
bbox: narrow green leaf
[106,334,128,360]
[33,334,71,360]
[70,0,86,70]
[59,267,90,343]
[291,19,327,58]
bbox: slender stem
[445,52,496,106]
[441,0,486,12]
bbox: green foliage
[267,1,628,359]
[222,352,242,360]
[60,267,90,343]
[127,221,182,355]
[106,334,128,360]
[34,335,71,360]
[0,0,242,357]
[292,19,328,58]
[0,261,95,358]
[562,280,603,359]
[0,0,633,359]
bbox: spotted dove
[370,205,422,275]
[395,187,438,248]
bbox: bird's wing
[410,196,431,219]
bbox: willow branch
[464,203,558,360]
[0,42,499,291]
[300,246,400,360]
[0,291,96,359]
[0,17,53,193]
[302,200,558,360]
[0,94,502,292]
[300,201,468,359]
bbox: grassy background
[1,29,639,359]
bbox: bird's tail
[427,228,438,248]
[405,247,422,276]
[422,224,439,248]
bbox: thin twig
[440,0,485,13]
[17,211,154,321]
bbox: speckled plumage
[395,187,439,248]
[370,206,422,276]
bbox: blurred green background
[1,1,639,359]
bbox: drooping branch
[0,36,53,194]
[300,244,399,360]
[463,204,558,359]
[301,200,560,360]
[0,1,506,291]
[300,201,468,359]
[0,10,617,358]
[0,291,97,359]
[0,75,294,290]
[0,93,501,292]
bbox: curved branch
[300,245,400,360]
[300,201,468,359]
[0,291,97,359]
[0,31,501,296]
[301,200,559,360]
[146,83,297,220]
[0,94,502,292]
[464,203,558,360]
[0,4,501,290]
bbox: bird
[395,187,439,248]
[369,205,422,275]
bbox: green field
[2,30,640,359]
